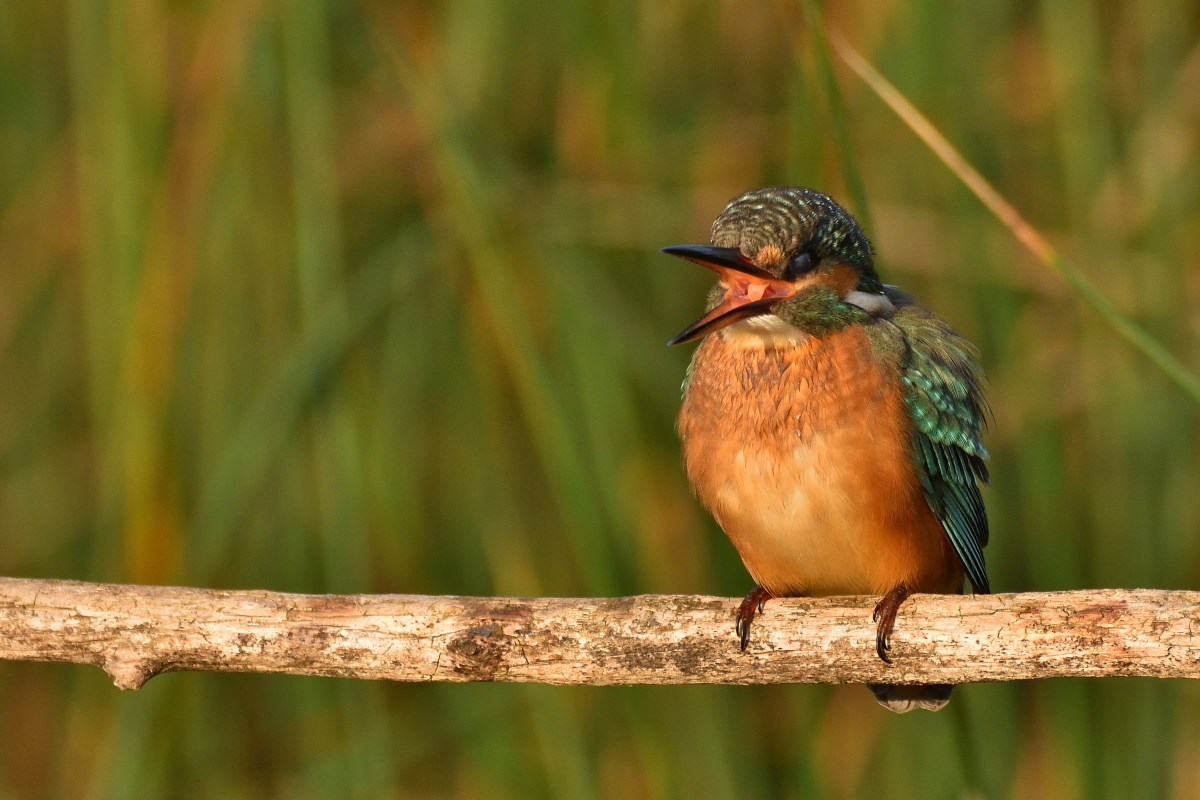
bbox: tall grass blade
[827,28,1200,405]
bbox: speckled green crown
[710,186,881,291]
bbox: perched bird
[665,186,989,713]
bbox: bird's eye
[783,252,818,279]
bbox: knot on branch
[445,623,517,680]
[103,652,162,691]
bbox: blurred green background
[2,1,1199,797]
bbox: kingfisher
[665,186,989,713]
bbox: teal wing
[888,299,991,594]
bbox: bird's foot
[872,584,914,664]
[735,586,774,651]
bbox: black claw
[872,584,913,666]
[735,586,774,651]
[876,633,894,664]
[735,613,750,650]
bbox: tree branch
[1,577,1196,690]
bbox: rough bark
[1,577,1196,690]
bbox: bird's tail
[868,684,954,713]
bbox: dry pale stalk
[1,577,1197,690]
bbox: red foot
[872,584,914,664]
[735,586,774,651]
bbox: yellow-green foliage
[1,2,1197,798]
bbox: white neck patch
[719,314,810,348]
[844,290,895,317]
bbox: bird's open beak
[663,245,795,345]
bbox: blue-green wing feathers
[888,300,991,594]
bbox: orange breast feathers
[678,325,963,598]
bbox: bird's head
[665,186,887,345]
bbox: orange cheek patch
[826,263,860,295]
